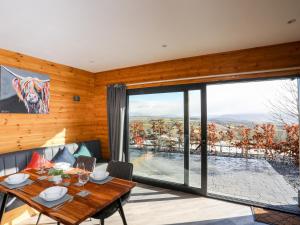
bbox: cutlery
[53,196,74,211]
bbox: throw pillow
[73,144,92,158]
[25,152,52,170]
[52,146,76,166]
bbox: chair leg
[0,193,8,222]
[36,213,42,225]
[100,218,104,225]
[118,199,127,225]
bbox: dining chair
[36,156,96,225]
[91,160,133,225]
[74,155,96,172]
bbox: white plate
[39,186,68,202]
[4,173,29,185]
[90,171,109,181]
[53,162,71,171]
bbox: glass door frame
[125,83,207,196]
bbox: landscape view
[128,78,300,213]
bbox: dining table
[0,168,136,225]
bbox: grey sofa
[0,140,108,212]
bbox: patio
[130,149,300,213]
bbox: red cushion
[25,152,52,170]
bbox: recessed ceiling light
[162,44,167,48]
[89,60,95,63]
[287,19,296,24]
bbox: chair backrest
[75,155,96,172]
[106,161,133,180]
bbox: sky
[129,79,297,118]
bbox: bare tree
[268,80,299,124]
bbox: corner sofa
[0,140,107,212]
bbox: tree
[280,124,299,164]
[252,124,276,158]
[218,130,226,153]
[190,122,201,153]
[268,80,299,124]
[130,121,145,148]
[225,126,234,152]
[236,126,252,158]
[208,123,218,154]
[174,121,184,151]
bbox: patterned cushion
[25,152,52,170]
[73,144,92,158]
[51,146,76,166]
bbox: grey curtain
[107,84,127,161]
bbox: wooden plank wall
[0,49,98,154]
[0,41,300,159]
[94,41,300,158]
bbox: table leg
[35,212,42,225]
[0,193,8,222]
[118,198,127,225]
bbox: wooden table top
[0,169,136,225]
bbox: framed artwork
[0,65,50,114]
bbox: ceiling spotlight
[162,44,167,48]
[287,19,296,24]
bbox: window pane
[129,92,184,184]
[207,79,299,213]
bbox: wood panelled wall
[95,41,300,158]
[0,49,98,154]
[1,41,300,159]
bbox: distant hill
[130,113,278,125]
[208,113,273,124]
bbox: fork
[53,196,74,211]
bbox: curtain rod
[126,66,300,86]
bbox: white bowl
[39,186,68,202]
[53,162,71,171]
[90,171,109,181]
[5,173,29,185]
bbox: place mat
[252,206,300,225]
[89,176,114,185]
[0,179,34,189]
[32,194,72,208]
[76,190,90,197]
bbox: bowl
[5,173,29,185]
[90,171,109,181]
[39,186,68,201]
[53,162,71,171]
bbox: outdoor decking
[131,149,300,214]
[21,183,263,225]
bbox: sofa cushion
[83,140,102,163]
[73,144,92,158]
[25,152,52,170]
[51,146,76,166]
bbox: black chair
[92,160,133,225]
[75,155,96,172]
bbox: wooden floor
[20,183,265,225]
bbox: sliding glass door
[127,85,206,193]
[126,76,300,214]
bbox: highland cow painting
[0,65,50,114]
